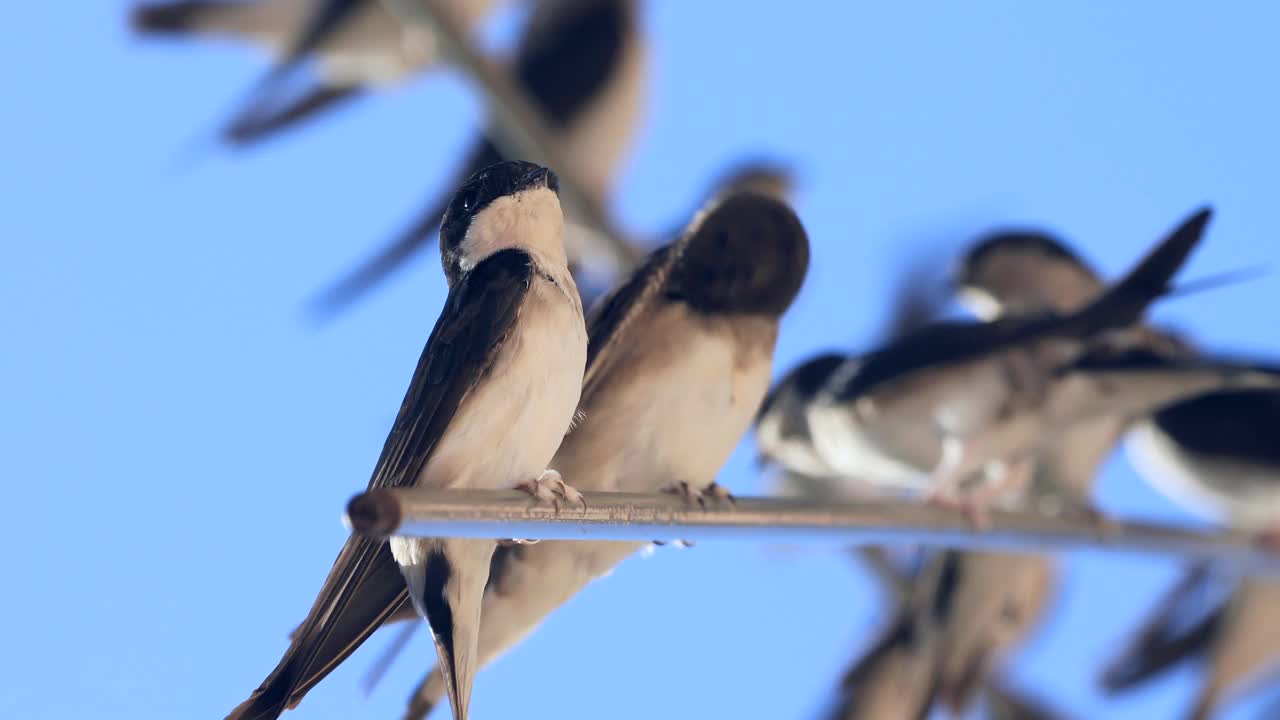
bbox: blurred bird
[827,548,1055,720]
[802,207,1276,525]
[379,189,810,718]
[226,160,587,720]
[828,556,947,720]
[954,225,1280,719]
[1101,567,1280,720]
[932,551,1055,715]
[129,0,503,145]
[312,0,648,317]
[570,159,800,308]
[755,252,946,487]
[953,222,1280,535]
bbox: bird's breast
[424,275,586,491]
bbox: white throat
[458,186,567,272]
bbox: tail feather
[1063,206,1212,337]
[129,1,219,33]
[226,536,409,720]
[1100,564,1226,693]
[222,84,361,147]
[414,539,496,720]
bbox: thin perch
[344,488,1280,575]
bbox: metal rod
[378,0,642,269]
[345,488,1280,574]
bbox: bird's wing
[222,84,361,146]
[227,248,535,720]
[1100,563,1229,692]
[831,206,1212,402]
[579,242,676,396]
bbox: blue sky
[4,2,1279,718]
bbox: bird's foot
[660,480,736,508]
[516,469,586,511]
[924,489,991,532]
[650,539,696,548]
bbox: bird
[225,159,587,720]
[373,188,810,718]
[129,0,503,146]
[1100,566,1280,720]
[826,548,1055,720]
[951,224,1280,718]
[311,0,648,317]
[755,252,946,489]
[801,207,1271,526]
[952,221,1280,535]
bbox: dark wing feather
[365,248,534,490]
[223,85,361,147]
[832,207,1211,401]
[228,249,534,720]
[580,243,677,394]
[218,0,366,146]
[1100,563,1229,692]
[1154,389,1280,466]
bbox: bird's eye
[461,189,479,212]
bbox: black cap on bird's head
[666,192,810,317]
[951,229,1102,318]
[439,160,560,283]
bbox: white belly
[805,399,932,492]
[421,277,587,493]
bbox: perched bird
[955,223,1280,718]
[129,0,502,145]
[382,189,809,718]
[755,351,848,480]
[953,225,1280,718]
[953,222,1280,533]
[312,0,648,317]
[755,253,946,488]
[803,207,1274,524]
[226,160,587,720]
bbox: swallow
[311,0,648,317]
[955,220,1280,719]
[826,548,1054,720]
[129,0,502,144]
[755,253,946,488]
[952,223,1280,535]
[377,189,809,718]
[1101,565,1280,720]
[803,207,1222,523]
[226,160,587,720]
[931,551,1056,715]
[827,555,945,720]
[568,160,799,314]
